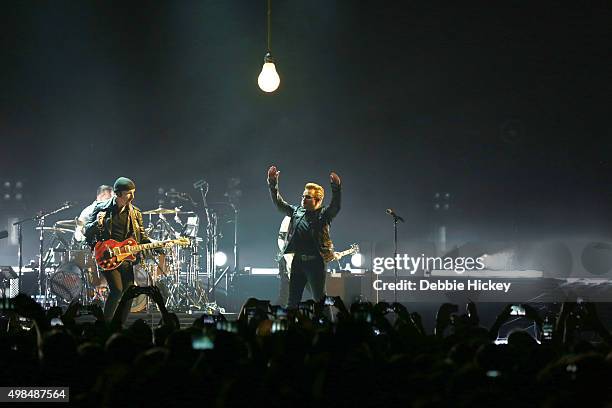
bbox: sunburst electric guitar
[94,237,190,271]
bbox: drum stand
[79,266,93,306]
[36,203,72,307]
[162,240,209,312]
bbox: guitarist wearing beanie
[84,176,151,323]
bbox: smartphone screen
[192,332,214,350]
[510,305,525,316]
[201,315,216,325]
[542,323,553,340]
[216,321,238,333]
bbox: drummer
[73,185,113,243]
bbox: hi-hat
[35,226,74,234]
[55,219,78,228]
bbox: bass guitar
[94,237,190,271]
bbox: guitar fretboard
[335,247,358,259]
[114,239,183,255]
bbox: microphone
[0,230,8,240]
[386,208,404,222]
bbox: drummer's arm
[78,205,91,226]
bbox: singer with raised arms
[84,177,151,323]
[267,165,342,308]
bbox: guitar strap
[128,204,140,242]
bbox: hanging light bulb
[257,0,280,93]
[258,52,280,92]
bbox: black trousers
[287,256,325,308]
[102,263,134,323]
[276,256,290,306]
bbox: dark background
[1,1,611,268]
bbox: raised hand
[410,312,426,335]
[488,304,514,340]
[267,165,280,184]
[330,171,341,186]
[64,300,81,321]
[466,300,480,326]
[523,304,542,325]
[148,285,165,307]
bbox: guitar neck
[128,239,177,253]
[336,249,355,259]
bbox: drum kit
[19,200,231,314]
[30,218,102,308]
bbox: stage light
[214,251,228,267]
[3,181,10,189]
[257,0,280,93]
[14,193,22,201]
[351,253,363,267]
[3,194,10,200]
[258,54,280,93]
[15,181,23,189]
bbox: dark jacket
[83,197,150,249]
[269,181,341,262]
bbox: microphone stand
[393,216,398,303]
[13,203,72,302]
[37,203,72,304]
[11,219,27,294]
[202,201,238,303]
[387,211,404,303]
[229,202,239,274]
[209,201,239,275]
[194,180,216,306]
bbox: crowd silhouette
[1,287,611,407]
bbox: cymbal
[55,219,78,228]
[142,207,195,215]
[142,207,177,215]
[35,226,74,234]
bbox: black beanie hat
[113,177,136,193]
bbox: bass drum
[49,262,83,304]
[130,262,152,313]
